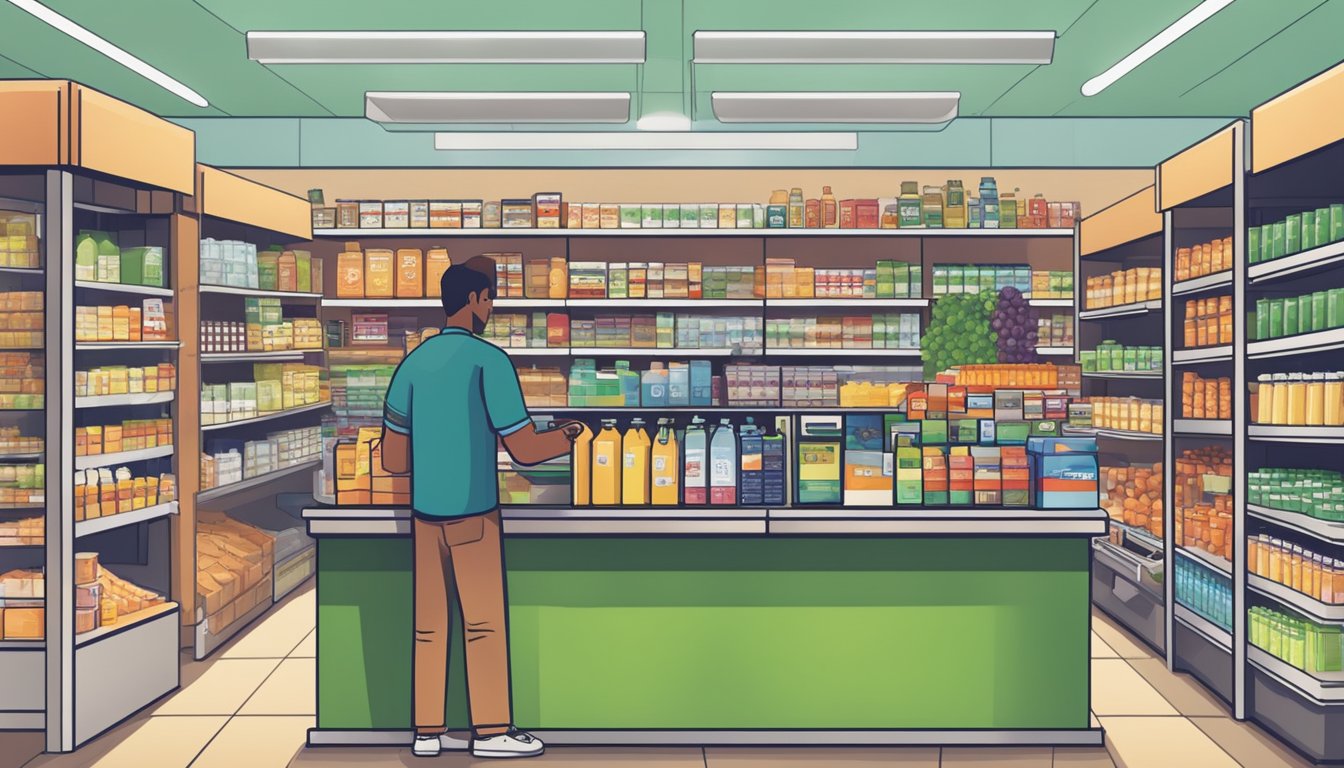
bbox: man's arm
[482,347,582,465]
[380,428,410,474]
[380,356,412,474]
[502,422,584,466]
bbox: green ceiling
[0,0,1341,123]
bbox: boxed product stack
[1036,313,1074,348]
[95,563,166,631]
[74,299,172,342]
[0,568,44,639]
[1253,288,1344,340]
[0,427,41,456]
[1249,536,1344,604]
[1174,237,1233,281]
[1248,468,1344,520]
[1084,268,1161,309]
[0,210,39,268]
[76,363,176,396]
[76,231,164,288]
[1087,396,1164,434]
[196,511,275,636]
[1176,555,1232,629]
[1174,445,1233,562]
[1249,203,1343,263]
[1101,462,1164,538]
[1182,297,1233,348]
[334,243,450,299]
[333,427,409,506]
[518,367,567,407]
[74,417,173,457]
[200,425,322,491]
[0,352,43,410]
[73,468,175,522]
[725,364,782,406]
[0,515,42,546]
[766,314,919,350]
[0,291,43,348]
[1181,372,1231,420]
[933,264,1032,296]
[1249,606,1344,675]
[200,363,325,424]
[0,463,43,507]
[1080,343,1162,373]
[328,362,397,423]
[483,312,556,348]
[199,238,259,289]
[1030,270,1074,299]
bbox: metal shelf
[1035,346,1074,356]
[569,298,764,308]
[201,350,320,362]
[1247,504,1344,544]
[1082,371,1163,380]
[74,444,174,471]
[1248,239,1344,284]
[1247,646,1344,703]
[770,298,929,308]
[1249,425,1344,444]
[75,501,177,538]
[200,402,330,432]
[764,348,919,358]
[1171,346,1233,365]
[1078,299,1162,320]
[1027,298,1074,307]
[75,341,179,351]
[1171,271,1233,296]
[1173,419,1233,436]
[0,266,42,276]
[1110,519,1165,554]
[73,602,179,648]
[197,459,321,504]
[75,391,174,408]
[323,297,564,308]
[1174,604,1233,650]
[1062,425,1163,441]
[1178,545,1233,576]
[501,347,572,357]
[200,284,323,299]
[74,280,173,297]
[1248,327,1344,360]
[1249,575,1344,622]
[0,451,43,462]
[312,227,1077,238]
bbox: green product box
[620,205,642,228]
[947,265,964,294]
[1261,224,1274,264]
[1318,208,1332,247]
[1272,221,1286,259]
[932,265,949,295]
[1269,299,1285,339]
[1285,298,1299,338]
[1302,210,1316,251]
[1314,292,1328,332]
[1248,226,1261,263]
[1334,204,1344,242]
[1122,347,1137,372]
[766,204,787,228]
[118,247,144,286]
[980,268,996,294]
[995,421,1031,446]
[956,419,980,444]
[1299,294,1313,335]
[920,419,949,445]
[1080,349,1097,372]
[1286,214,1302,255]
[1030,420,1060,437]
[1331,288,1344,328]
[910,265,922,297]
[681,204,699,227]
[1256,299,1269,341]
[892,262,910,298]
[699,204,718,227]
[257,253,278,291]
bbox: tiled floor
[0,586,1320,767]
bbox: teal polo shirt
[382,327,530,519]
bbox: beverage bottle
[788,187,805,228]
[944,180,967,228]
[571,423,594,506]
[621,418,651,505]
[651,418,680,505]
[710,418,738,505]
[980,177,1000,229]
[739,419,764,506]
[683,416,708,504]
[821,185,838,228]
[591,419,622,505]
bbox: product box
[972,446,1002,505]
[383,201,410,228]
[621,204,642,229]
[994,390,1025,421]
[894,436,922,505]
[642,204,663,229]
[948,449,974,505]
[363,249,394,298]
[429,201,461,229]
[700,203,718,228]
[461,201,483,228]
[797,440,841,504]
[358,201,383,228]
[1001,446,1029,506]
[844,449,892,506]
[1027,437,1099,509]
[533,193,562,229]
[395,249,422,298]
[501,199,533,228]
[599,204,620,229]
[680,204,699,228]
[922,447,949,505]
[920,419,948,445]
[409,201,429,229]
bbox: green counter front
[302,507,1106,747]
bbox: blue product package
[762,433,787,506]
[668,364,690,406]
[640,368,668,407]
[845,414,885,451]
[690,360,713,406]
[1027,437,1099,509]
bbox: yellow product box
[120,367,137,395]
[364,249,394,298]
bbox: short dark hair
[441,256,496,315]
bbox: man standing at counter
[381,255,582,759]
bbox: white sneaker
[472,728,545,758]
[411,732,470,757]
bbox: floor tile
[152,658,281,716]
[1090,659,1179,716]
[1100,716,1238,768]
[221,589,315,659]
[1190,717,1316,768]
[190,715,314,768]
[941,746,1051,767]
[0,731,43,768]
[289,746,412,766]
[238,658,316,715]
[523,747,706,766]
[1091,613,1158,660]
[1126,658,1229,717]
[24,716,226,768]
[289,629,315,658]
[1054,746,1118,767]
[1091,631,1120,658]
[706,746,939,767]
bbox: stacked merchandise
[1250,606,1344,675]
[764,259,923,299]
[1251,371,1344,426]
[76,363,176,397]
[200,242,320,294]
[1084,397,1164,435]
[75,231,164,287]
[0,428,41,455]
[0,568,43,639]
[200,425,323,492]
[0,353,43,409]
[1036,313,1074,349]
[1181,373,1232,420]
[932,264,1035,296]
[0,557,166,640]
[1249,468,1344,521]
[571,261,760,300]
[0,210,39,268]
[334,243,451,299]
[569,314,763,351]
[199,298,322,353]
[1249,535,1344,603]
[483,312,557,348]
[73,468,175,522]
[1080,343,1163,373]
[74,299,172,342]
[1182,297,1233,349]
[92,563,167,633]
[1174,237,1233,281]
[0,291,42,348]
[1030,270,1075,299]
[196,511,275,638]
[200,363,326,424]
[331,427,409,507]
[1252,289,1344,340]
[0,463,43,507]
[1101,462,1164,539]
[765,314,919,350]
[1084,268,1161,309]
[1174,446,1233,562]
[75,417,173,457]
[0,514,42,546]
[1249,203,1343,263]
[951,364,1075,389]
[517,367,568,407]
[1176,554,1233,630]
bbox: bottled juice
[1287,374,1307,426]
[683,416,708,504]
[591,419,622,505]
[1308,373,1326,426]
[1256,374,1274,425]
[1328,373,1344,427]
[571,423,594,506]
[651,419,680,505]
[621,418,651,505]
[821,185,838,228]
[1272,373,1289,424]
[709,418,738,505]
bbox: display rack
[190,164,318,660]
[0,81,193,752]
[1074,185,1167,653]
[1240,60,1344,762]
[1158,120,1246,714]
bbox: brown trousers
[413,509,511,736]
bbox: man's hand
[502,420,586,466]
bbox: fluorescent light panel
[1081,0,1234,96]
[7,0,208,107]
[366,92,630,124]
[434,132,857,151]
[693,30,1055,64]
[248,30,645,64]
[712,92,958,124]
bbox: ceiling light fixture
[248,30,645,64]
[366,92,630,124]
[693,30,1054,64]
[7,0,208,107]
[635,112,692,131]
[1081,0,1235,96]
[434,132,857,151]
[712,92,959,124]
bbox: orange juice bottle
[651,418,680,505]
[591,420,622,505]
[621,418,651,506]
[571,423,594,506]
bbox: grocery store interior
[2,2,1344,767]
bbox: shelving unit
[314,227,1076,239]
[1075,185,1168,654]
[190,164,320,660]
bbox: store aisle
[1,591,1317,768]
